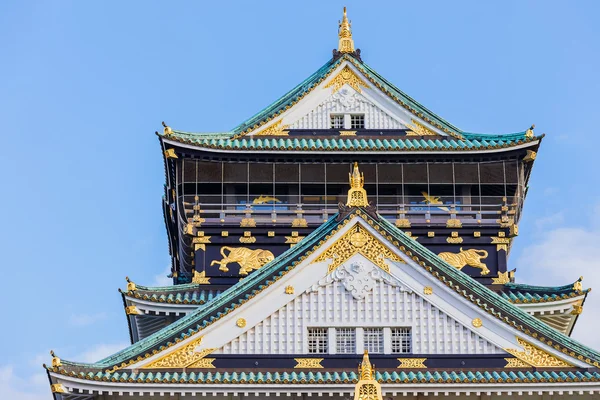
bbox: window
[336,328,356,354]
[350,114,365,129]
[308,328,328,354]
[364,328,383,354]
[391,328,412,354]
[330,114,344,129]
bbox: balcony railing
[178,194,521,227]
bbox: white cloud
[151,264,172,287]
[75,342,130,363]
[533,211,564,231]
[0,366,49,400]
[516,207,600,349]
[68,311,107,327]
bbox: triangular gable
[217,253,504,356]
[54,208,600,373]
[233,54,464,139]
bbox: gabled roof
[48,208,600,377]
[158,53,542,153]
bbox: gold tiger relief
[437,248,490,275]
[210,246,275,276]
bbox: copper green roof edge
[163,134,536,151]
[504,279,584,294]
[375,215,600,365]
[132,283,207,292]
[231,58,340,135]
[57,216,344,370]
[125,287,224,305]
[499,280,589,303]
[48,369,600,384]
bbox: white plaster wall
[289,89,406,130]
[216,278,502,355]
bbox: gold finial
[525,124,535,139]
[162,121,173,136]
[574,276,583,292]
[359,350,373,380]
[338,7,355,53]
[125,276,137,292]
[346,162,369,207]
[354,350,382,400]
[50,350,61,368]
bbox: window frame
[307,327,329,354]
[350,114,365,129]
[390,327,412,354]
[330,114,345,129]
[335,327,356,354]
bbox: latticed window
[350,114,365,129]
[336,328,356,354]
[364,328,383,353]
[391,328,412,353]
[307,328,328,353]
[330,114,344,129]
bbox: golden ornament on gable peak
[338,7,354,53]
[346,162,369,207]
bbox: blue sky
[2,1,600,398]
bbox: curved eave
[161,136,541,155]
[48,368,600,388]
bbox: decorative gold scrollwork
[397,358,427,369]
[324,66,369,94]
[294,358,323,369]
[505,337,571,368]
[210,246,274,275]
[313,224,403,274]
[142,336,217,369]
[437,248,490,275]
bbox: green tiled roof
[49,369,600,385]
[53,209,600,373]
[159,53,542,150]
[164,131,539,152]
[123,283,223,305]
[500,279,589,304]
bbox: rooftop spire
[338,7,355,53]
[346,162,369,207]
[354,350,382,400]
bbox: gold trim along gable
[312,222,404,273]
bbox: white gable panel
[216,254,502,355]
[289,88,406,130]
[129,216,584,370]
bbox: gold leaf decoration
[505,337,571,368]
[210,246,274,275]
[504,357,531,368]
[142,336,217,369]
[492,271,510,285]
[312,224,403,274]
[324,66,369,94]
[192,270,211,284]
[437,248,490,275]
[405,119,437,136]
[294,358,324,369]
[397,358,427,369]
[254,119,289,136]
